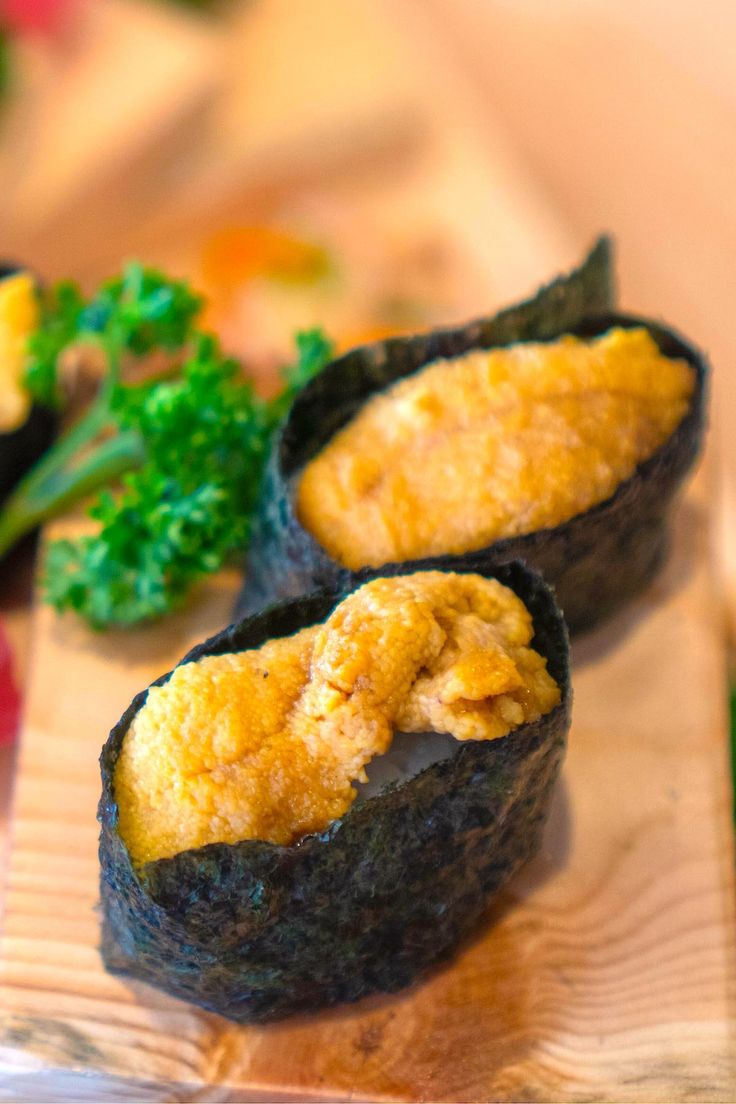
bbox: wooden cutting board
[0,476,734,1103]
[0,2,735,1100]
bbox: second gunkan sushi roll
[238,238,708,633]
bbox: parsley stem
[12,328,123,501]
[0,330,136,557]
[0,428,145,558]
[19,394,114,496]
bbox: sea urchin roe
[115,572,560,864]
[0,272,38,433]
[296,327,696,569]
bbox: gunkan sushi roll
[0,265,56,511]
[237,239,708,633]
[99,558,570,1022]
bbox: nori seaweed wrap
[99,557,571,1023]
[0,263,55,512]
[237,239,708,633]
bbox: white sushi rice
[357,730,458,798]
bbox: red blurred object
[1,0,70,34]
[0,620,20,745]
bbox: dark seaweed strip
[237,237,615,620]
[236,239,708,634]
[99,558,571,1023]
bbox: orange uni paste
[0,272,39,433]
[115,572,560,864]
[296,328,695,569]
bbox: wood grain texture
[0,481,734,1103]
[0,1,734,1099]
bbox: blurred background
[0,0,733,662]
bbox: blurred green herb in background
[0,264,333,628]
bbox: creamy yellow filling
[297,327,695,569]
[0,273,38,433]
[115,571,560,864]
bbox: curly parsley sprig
[0,264,333,628]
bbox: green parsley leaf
[0,264,333,627]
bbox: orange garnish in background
[201,226,330,295]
